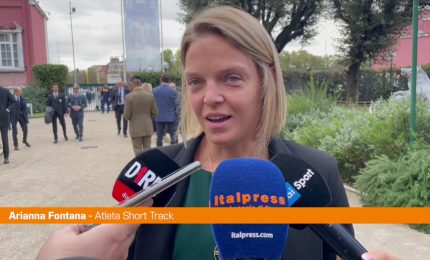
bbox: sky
[37,0,341,70]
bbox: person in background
[142,82,153,94]
[169,82,177,90]
[111,80,130,137]
[47,83,68,143]
[153,73,178,146]
[67,85,87,142]
[10,87,31,150]
[100,84,111,113]
[169,81,180,142]
[0,86,16,164]
[124,76,158,155]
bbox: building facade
[373,10,430,69]
[0,0,48,88]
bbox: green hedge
[355,144,430,233]
[284,94,430,183]
[283,68,408,102]
[23,86,48,113]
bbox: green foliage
[23,86,48,113]
[32,64,69,92]
[355,144,430,233]
[279,50,326,70]
[179,0,325,52]
[283,68,408,102]
[329,0,429,101]
[284,97,430,183]
[422,64,430,77]
[134,71,181,88]
[163,49,182,81]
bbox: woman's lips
[205,114,232,128]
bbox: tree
[163,49,182,80]
[179,0,325,52]
[279,50,325,70]
[32,64,69,93]
[330,0,430,102]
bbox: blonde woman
[37,6,399,260]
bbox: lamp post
[69,2,77,86]
[120,0,127,83]
[390,52,396,86]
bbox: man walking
[152,73,178,146]
[67,85,87,142]
[100,85,111,113]
[111,80,130,137]
[47,83,68,143]
[10,87,30,150]
[0,86,16,164]
[124,76,158,155]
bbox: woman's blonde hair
[179,6,286,152]
[142,83,153,93]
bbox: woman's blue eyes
[187,75,242,87]
[187,79,202,86]
[226,75,242,83]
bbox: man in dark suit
[10,87,31,150]
[111,80,130,137]
[67,85,87,142]
[47,83,68,143]
[152,73,178,146]
[0,86,16,164]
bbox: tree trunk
[346,62,361,103]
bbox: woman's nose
[203,83,224,105]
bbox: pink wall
[373,11,430,69]
[30,4,47,66]
[0,0,47,87]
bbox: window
[0,29,24,71]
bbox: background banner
[124,0,161,72]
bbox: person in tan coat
[124,76,158,155]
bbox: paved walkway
[0,112,429,259]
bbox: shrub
[32,64,69,92]
[355,144,430,233]
[284,96,430,183]
[23,86,48,113]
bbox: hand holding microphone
[37,149,201,260]
[36,224,138,260]
[79,149,200,232]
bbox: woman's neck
[197,136,269,172]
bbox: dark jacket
[127,135,352,260]
[111,86,130,110]
[0,87,16,128]
[67,94,87,119]
[47,93,68,116]
[152,83,177,122]
[10,95,28,124]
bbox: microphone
[112,149,180,207]
[210,158,289,260]
[79,150,201,232]
[271,153,367,260]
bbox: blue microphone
[210,158,289,260]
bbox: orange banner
[1,207,430,224]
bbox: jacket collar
[165,134,293,207]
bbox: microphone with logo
[112,149,181,207]
[271,153,367,260]
[79,149,201,233]
[210,158,289,260]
